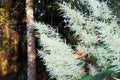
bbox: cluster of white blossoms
[60,0,120,79]
[85,0,112,19]
[32,22,84,80]
[32,0,120,80]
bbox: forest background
[0,0,120,80]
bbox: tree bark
[26,0,36,80]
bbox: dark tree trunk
[26,0,36,80]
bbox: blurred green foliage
[80,75,95,80]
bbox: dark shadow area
[0,0,27,80]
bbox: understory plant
[32,22,84,80]
[33,0,120,80]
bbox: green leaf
[81,75,95,80]
[94,72,106,80]
[76,59,84,66]
[76,61,84,66]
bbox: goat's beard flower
[32,0,120,79]
[60,0,120,79]
[32,22,85,80]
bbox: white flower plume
[31,0,120,79]
[59,0,120,78]
[85,0,112,19]
[32,22,84,80]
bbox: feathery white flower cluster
[59,0,120,79]
[32,0,120,79]
[85,0,112,19]
[60,4,98,46]
[32,22,84,80]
